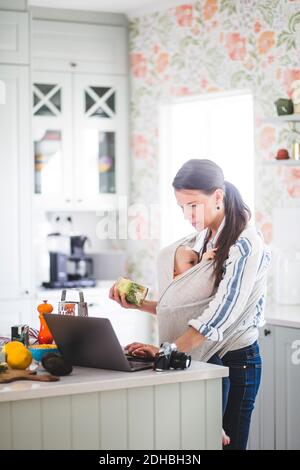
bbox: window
[159,90,254,247]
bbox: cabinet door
[248,325,275,449]
[32,20,127,74]
[0,65,32,299]
[32,71,73,209]
[0,11,29,64]
[275,325,300,450]
[73,74,129,210]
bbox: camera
[153,342,191,371]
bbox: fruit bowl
[28,344,59,363]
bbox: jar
[292,142,300,161]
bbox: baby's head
[174,245,199,277]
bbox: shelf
[264,115,300,124]
[264,159,300,166]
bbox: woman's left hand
[125,342,159,358]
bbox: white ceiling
[28,0,189,18]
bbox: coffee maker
[43,234,96,288]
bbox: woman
[109,159,271,450]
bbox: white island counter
[0,361,227,450]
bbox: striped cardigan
[156,224,271,360]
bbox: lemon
[5,341,32,370]
[4,341,24,353]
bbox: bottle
[292,142,300,161]
[37,300,54,344]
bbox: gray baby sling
[156,232,266,361]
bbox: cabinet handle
[264,328,271,336]
[70,62,77,68]
[77,198,82,203]
[23,290,29,295]
[66,199,71,203]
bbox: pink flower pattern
[128,1,300,284]
[225,33,247,61]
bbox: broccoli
[116,277,148,306]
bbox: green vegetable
[116,277,148,306]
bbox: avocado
[41,353,73,376]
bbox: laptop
[43,314,154,372]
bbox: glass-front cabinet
[33,72,73,208]
[32,72,128,210]
[73,74,128,209]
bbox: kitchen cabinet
[248,323,300,449]
[31,19,127,74]
[33,71,73,208]
[32,71,129,211]
[0,6,33,331]
[31,19,129,211]
[247,324,275,450]
[0,10,29,64]
[0,65,32,302]
[73,73,128,210]
[275,325,300,450]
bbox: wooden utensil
[0,369,59,383]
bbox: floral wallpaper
[127,0,300,297]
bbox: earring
[216,206,220,210]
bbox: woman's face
[175,188,224,231]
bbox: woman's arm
[139,300,157,315]
[174,327,205,352]
[126,326,205,357]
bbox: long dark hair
[172,159,251,287]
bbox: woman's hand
[108,282,157,315]
[125,342,159,358]
[109,282,140,309]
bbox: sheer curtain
[159,90,254,248]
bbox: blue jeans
[221,341,262,450]
[208,341,262,449]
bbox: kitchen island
[0,361,228,450]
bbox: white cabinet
[0,11,29,64]
[0,63,32,336]
[32,20,127,74]
[33,71,73,208]
[73,73,129,210]
[275,326,300,450]
[0,65,32,301]
[248,325,275,449]
[32,71,129,211]
[248,323,300,450]
[31,19,129,211]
